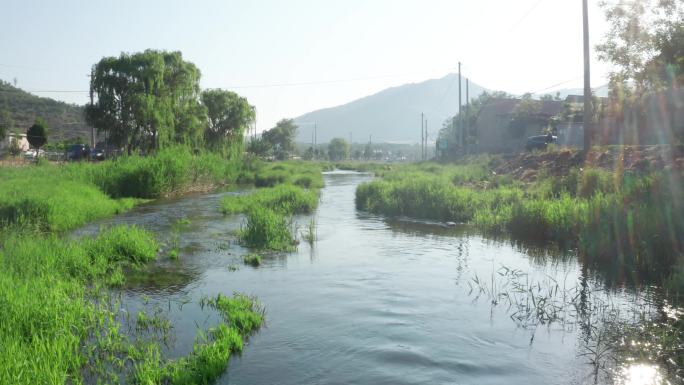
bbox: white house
[1,133,30,154]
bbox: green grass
[243,253,262,267]
[0,225,158,384]
[356,161,684,291]
[221,184,319,215]
[245,161,325,189]
[134,293,264,385]
[239,206,296,251]
[0,147,269,384]
[0,175,136,232]
[0,147,253,232]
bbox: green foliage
[26,117,48,150]
[243,253,262,267]
[356,161,684,287]
[202,89,255,155]
[327,137,350,161]
[261,119,298,159]
[597,0,684,90]
[133,293,263,385]
[85,225,158,264]
[508,94,543,140]
[7,138,21,157]
[0,108,11,141]
[0,169,135,232]
[239,206,295,251]
[221,184,318,215]
[87,50,206,153]
[249,161,325,189]
[0,226,159,384]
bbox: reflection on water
[73,170,680,385]
[619,364,663,385]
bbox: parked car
[525,134,557,151]
[67,144,90,161]
[90,146,105,161]
[22,148,45,159]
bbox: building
[0,133,30,155]
[475,98,564,153]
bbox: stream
[74,171,673,385]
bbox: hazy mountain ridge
[294,73,488,144]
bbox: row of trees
[85,50,255,156]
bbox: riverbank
[354,149,684,294]
[0,148,296,384]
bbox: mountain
[536,84,609,99]
[294,73,488,144]
[0,80,89,141]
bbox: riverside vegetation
[354,153,684,382]
[221,161,323,251]
[355,155,684,292]
[0,147,275,384]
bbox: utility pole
[582,0,592,152]
[465,78,469,154]
[88,69,95,149]
[458,62,462,148]
[421,112,425,160]
[314,122,317,160]
[425,119,428,160]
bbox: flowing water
[74,171,675,385]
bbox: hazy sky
[0,0,612,131]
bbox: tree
[0,108,12,142]
[303,146,314,160]
[262,119,298,160]
[597,0,684,91]
[8,138,21,157]
[246,136,272,157]
[363,143,372,160]
[201,89,255,154]
[508,94,543,140]
[86,50,205,154]
[327,138,350,161]
[27,118,48,154]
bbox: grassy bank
[355,158,684,292]
[0,225,158,383]
[0,147,250,232]
[0,148,267,384]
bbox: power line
[506,0,547,33]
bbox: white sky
[0,0,612,132]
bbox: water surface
[76,171,668,385]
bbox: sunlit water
[74,171,673,385]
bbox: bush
[239,207,295,251]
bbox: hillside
[0,80,89,141]
[294,73,487,144]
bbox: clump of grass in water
[220,184,318,215]
[238,206,296,251]
[243,253,262,267]
[301,217,317,246]
[467,264,683,383]
[248,161,325,189]
[134,293,264,385]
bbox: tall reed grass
[356,162,684,291]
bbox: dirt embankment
[493,145,684,182]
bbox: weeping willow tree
[201,89,255,159]
[85,50,205,154]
